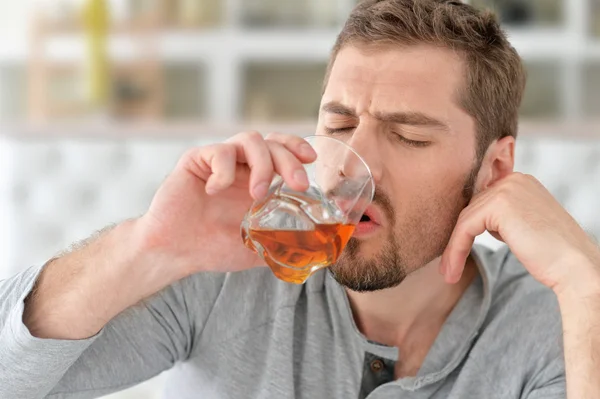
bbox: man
[1,1,600,398]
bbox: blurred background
[0,0,599,398]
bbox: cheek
[388,145,472,191]
[390,181,466,261]
[381,141,475,218]
[389,163,469,228]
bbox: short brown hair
[325,0,527,161]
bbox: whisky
[243,223,355,284]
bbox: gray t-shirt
[0,245,565,398]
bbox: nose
[343,129,383,185]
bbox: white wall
[0,135,15,280]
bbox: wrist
[553,247,600,305]
[119,218,189,299]
[24,219,174,340]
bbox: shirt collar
[322,244,497,390]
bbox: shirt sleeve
[0,264,226,399]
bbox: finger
[439,184,508,279]
[489,231,505,242]
[203,144,237,195]
[265,132,317,163]
[228,132,275,199]
[267,141,309,191]
[438,191,488,276]
[440,205,489,284]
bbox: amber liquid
[244,223,355,284]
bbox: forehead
[323,44,466,116]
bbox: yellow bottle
[82,0,110,108]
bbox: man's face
[318,44,480,292]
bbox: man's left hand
[441,172,600,297]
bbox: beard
[329,162,480,292]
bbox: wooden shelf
[28,9,165,122]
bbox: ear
[476,136,515,191]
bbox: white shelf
[1,0,600,124]
[4,27,600,63]
[0,29,339,63]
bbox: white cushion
[1,134,599,278]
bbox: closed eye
[324,126,354,135]
[324,127,431,148]
[395,135,431,148]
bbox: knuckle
[182,147,201,159]
[211,176,234,189]
[179,147,203,167]
[523,173,540,184]
[226,131,263,144]
[266,131,298,145]
[201,143,232,161]
[493,189,511,207]
[242,130,264,142]
[218,143,236,158]
[265,131,282,141]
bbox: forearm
[23,219,182,340]
[556,252,600,399]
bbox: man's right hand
[23,132,315,339]
[137,131,316,277]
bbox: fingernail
[294,169,309,186]
[253,182,269,199]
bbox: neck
[346,255,478,349]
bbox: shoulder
[480,245,561,330]
[474,246,564,390]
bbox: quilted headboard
[1,132,599,279]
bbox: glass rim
[303,134,375,201]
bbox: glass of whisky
[241,135,375,284]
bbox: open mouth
[356,206,382,226]
[354,210,380,237]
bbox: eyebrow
[321,101,450,131]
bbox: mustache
[372,188,395,224]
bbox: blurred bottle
[593,2,600,37]
[499,0,533,26]
[178,0,203,27]
[174,0,221,28]
[243,0,307,27]
[127,0,161,25]
[82,0,110,110]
